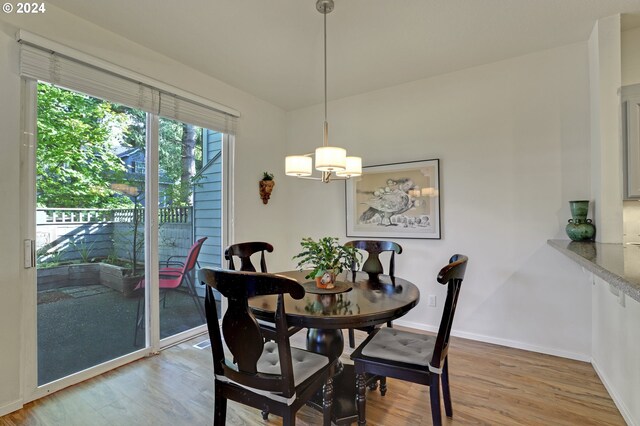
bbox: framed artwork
[345,159,440,239]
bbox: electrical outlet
[428,295,436,307]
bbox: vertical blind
[19,42,239,135]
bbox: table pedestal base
[305,328,381,425]
[308,363,359,425]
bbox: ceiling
[47,0,640,111]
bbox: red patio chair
[133,237,208,345]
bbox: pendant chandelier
[285,0,362,183]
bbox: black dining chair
[224,241,273,272]
[350,254,468,426]
[200,268,337,426]
[225,241,300,346]
[344,240,403,349]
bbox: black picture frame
[345,159,441,239]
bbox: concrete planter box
[37,263,101,291]
[37,262,142,297]
[98,263,142,297]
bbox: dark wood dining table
[248,270,420,425]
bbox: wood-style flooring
[0,328,625,426]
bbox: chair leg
[429,374,442,426]
[379,376,387,396]
[323,376,334,426]
[185,275,206,321]
[133,296,143,346]
[260,410,269,420]
[283,411,296,426]
[386,320,392,328]
[213,388,227,426]
[356,373,367,425]
[442,357,453,417]
[349,328,356,348]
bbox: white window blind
[19,41,238,134]
[159,93,237,135]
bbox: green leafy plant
[70,239,98,263]
[37,249,64,268]
[293,237,361,279]
[261,171,274,181]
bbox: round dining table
[248,270,420,425]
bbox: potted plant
[293,237,361,289]
[259,171,275,204]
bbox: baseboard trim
[591,358,637,426]
[393,319,591,362]
[0,398,23,417]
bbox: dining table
[248,270,420,425]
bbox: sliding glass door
[20,41,235,398]
[35,82,148,384]
[30,83,226,388]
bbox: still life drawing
[346,159,440,239]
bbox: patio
[37,282,207,385]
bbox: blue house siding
[193,130,223,269]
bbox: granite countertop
[548,239,640,303]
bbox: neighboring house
[193,129,223,269]
[113,146,173,206]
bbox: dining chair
[344,240,403,348]
[225,241,299,346]
[133,237,207,345]
[200,268,337,426]
[224,241,274,272]
[350,254,468,426]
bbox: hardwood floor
[1,328,624,426]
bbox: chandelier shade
[335,156,362,177]
[284,0,361,184]
[315,146,346,171]
[285,155,313,176]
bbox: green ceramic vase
[565,200,596,241]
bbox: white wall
[622,26,640,86]
[0,5,290,414]
[592,275,640,425]
[0,24,22,416]
[590,17,640,426]
[285,43,593,360]
[588,16,624,244]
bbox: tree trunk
[181,124,197,204]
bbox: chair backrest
[181,237,208,274]
[430,254,468,371]
[200,268,305,398]
[225,241,274,273]
[344,240,403,277]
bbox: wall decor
[346,159,440,239]
[259,171,275,204]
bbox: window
[134,161,145,174]
[20,35,238,390]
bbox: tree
[37,83,203,209]
[181,123,197,205]
[37,83,131,208]
[116,112,203,206]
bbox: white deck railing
[38,207,192,224]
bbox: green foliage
[37,83,131,208]
[262,171,274,181]
[37,249,63,268]
[293,237,361,279]
[115,111,204,206]
[37,83,205,209]
[70,239,97,263]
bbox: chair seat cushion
[360,328,436,366]
[257,341,329,385]
[221,341,329,405]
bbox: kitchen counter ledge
[548,239,640,303]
